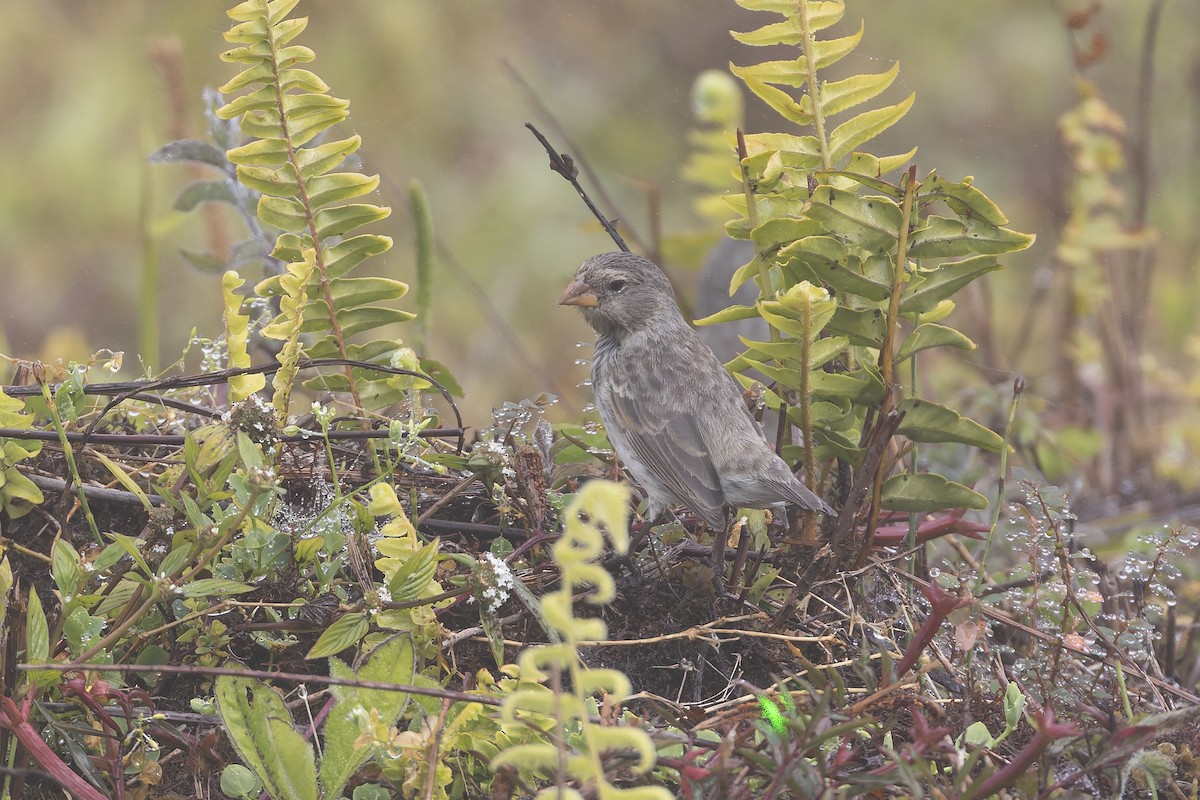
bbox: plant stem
[37,376,102,545]
[737,129,775,321]
[975,376,1024,590]
[410,180,435,358]
[67,485,264,666]
[906,312,920,563]
[796,0,831,169]
[798,290,816,540]
[866,164,918,543]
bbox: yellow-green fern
[216,0,412,415]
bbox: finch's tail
[790,482,836,517]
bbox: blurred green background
[1,0,1197,433]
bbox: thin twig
[506,61,645,254]
[17,662,500,707]
[524,122,628,252]
[25,474,165,507]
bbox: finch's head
[558,252,680,339]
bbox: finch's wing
[601,356,725,526]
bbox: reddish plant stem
[961,708,1078,800]
[0,694,109,800]
[893,581,972,679]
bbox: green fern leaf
[820,63,900,117]
[827,92,916,164]
[214,0,418,414]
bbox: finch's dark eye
[609,279,627,293]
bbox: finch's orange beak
[558,276,599,308]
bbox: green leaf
[807,186,902,252]
[921,173,1009,227]
[314,203,390,239]
[743,132,821,159]
[236,164,300,197]
[306,612,369,659]
[750,217,825,255]
[220,764,262,799]
[319,636,415,799]
[1,471,44,517]
[221,85,280,117]
[820,63,900,117]
[730,56,810,89]
[25,588,48,662]
[731,4,846,45]
[694,303,760,326]
[24,587,60,687]
[830,151,916,195]
[318,276,409,313]
[323,234,393,279]
[737,334,849,367]
[94,579,141,617]
[730,70,809,126]
[91,449,154,510]
[226,137,289,166]
[899,255,1003,315]
[897,398,1003,452]
[778,237,893,302]
[1002,682,1026,734]
[107,532,153,576]
[285,104,350,147]
[810,369,884,405]
[387,538,440,602]
[294,135,360,178]
[828,92,916,165]
[219,60,274,92]
[257,194,307,231]
[419,357,464,397]
[51,539,83,600]
[304,172,379,207]
[298,305,415,337]
[64,609,107,656]
[896,323,975,361]
[882,472,988,512]
[964,721,995,747]
[180,579,255,599]
[907,215,1036,259]
[826,306,886,347]
[215,674,318,800]
[149,139,229,169]
[174,180,241,212]
[809,22,865,69]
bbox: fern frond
[215,0,409,414]
[221,270,267,402]
[732,0,911,171]
[703,0,1035,521]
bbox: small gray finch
[559,251,835,528]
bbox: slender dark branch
[507,62,646,254]
[3,357,466,451]
[524,122,628,253]
[842,409,905,565]
[18,661,501,708]
[25,474,166,507]
[0,426,464,447]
